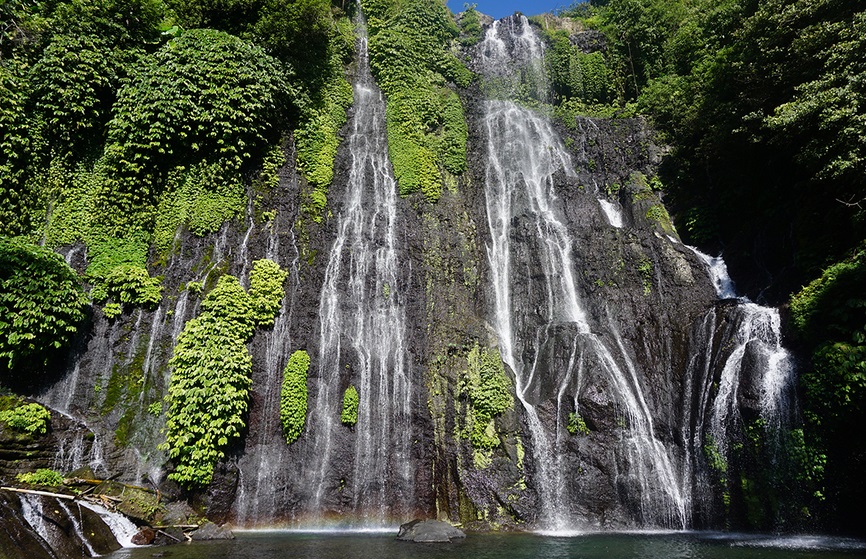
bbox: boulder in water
[189,521,235,540]
[397,519,465,543]
[131,527,156,545]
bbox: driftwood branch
[157,529,182,543]
[837,195,866,209]
[1,486,76,500]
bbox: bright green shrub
[85,233,149,281]
[280,350,309,444]
[363,0,469,202]
[249,258,289,326]
[0,238,87,372]
[162,277,255,487]
[28,34,126,156]
[294,17,354,198]
[458,5,484,46]
[104,29,291,217]
[567,412,590,435]
[43,163,107,249]
[790,247,866,341]
[0,64,33,237]
[152,161,247,255]
[0,402,51,435]
[16,468,64,486]
[341,385,359,426]
[461,345,513,449]
[101,264,163,307]
[162,260,286,487]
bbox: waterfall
[687,245,797,467]
[304,2,414,524]
[477,15,688,530]
[232,221,300,526]
[79,501,141,547]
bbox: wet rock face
[0,493,54,559]
[0,403,94,483]
[0,494,120,559]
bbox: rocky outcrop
[189,521,235,540]
[397,519,465,543]
[0,493,120,559]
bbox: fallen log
[1,486,76,500]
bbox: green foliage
[84,232,149,280]
[162,260,286,487]
[0,402,51,435]
[249,258,289,326]
[786,428,826,501]
[100,265,163,307]
[280,350,309,444]
[103,302,122,319]
[104,28,291,224]
[545,30,615,106]
[341,385,359,426]
[294,17,354,201]
[703,434,728,475]
[364,0,469,202]
[566,412,590,435]
[83,232,163,312]
[637,257,652,295]
[457,4,483,46]
[460,345,513,449]
[790,247,866,342]
[0,64,35,237]
[147,401,162,416]
[0,237,87,372]
[152,161,246,255]
[28,33,131,157]
[16,468,64,487]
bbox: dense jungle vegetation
[0,0,863,533]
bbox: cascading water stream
[477,15,688,530]
[306,2,413,524]
[233,222,300,526]
[686,243,796,458]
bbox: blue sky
[446,0,580,20]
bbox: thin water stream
[306,1,413,523]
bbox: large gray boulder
[396,519,466,543]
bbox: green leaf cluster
[363,0,470,202]
[280,350,309,444]
[0,0,166,238]
[16,468,64,487]
[162,259,286,486]
[99,264,163,307]
[788,245,866,528]
[457,4,483,47]
[341,385,359,426]
[0,402,51,435]
[152,161,247,256]
[577,0,866,303]
[460,344,513,449]
[544,28,615,107]
[0,237,87,373]
[249,258,289,326]
[566,411,590,436]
